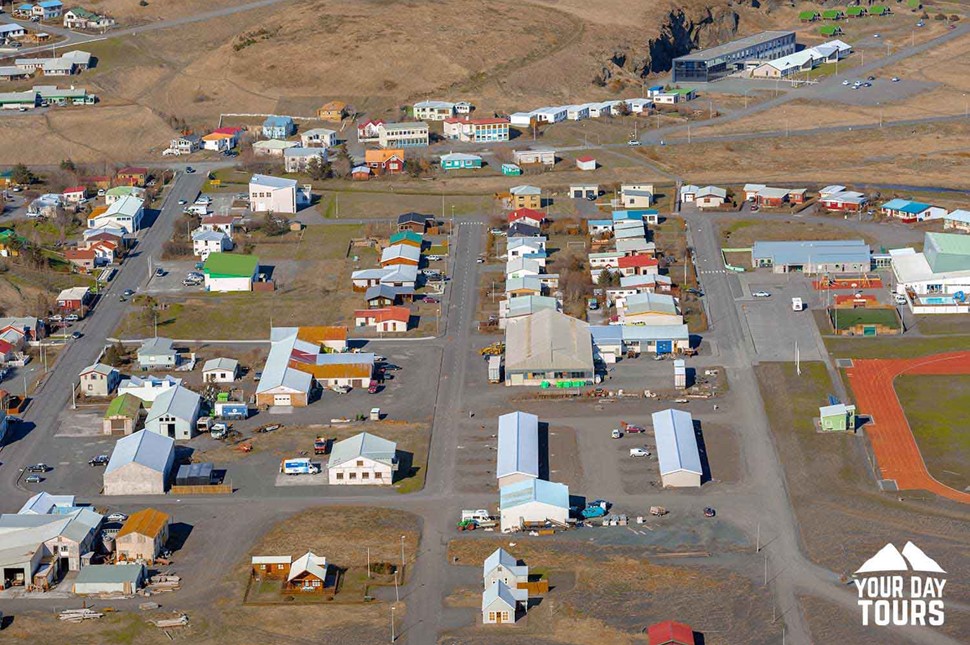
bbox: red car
[424,297,439,304]
[624,424,646,434]
[368,380,379,394]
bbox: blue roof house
[33,0,64,19]
[262,115,295,140]
[880,198,932,222]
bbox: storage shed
[103,430,175,496]
[651,409,703,488]
[499,478,569,532]
[72,563,145,595]
[175,462,214,486]
[496,411,539,488]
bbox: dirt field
[755,361,970,596]
[445,537,778,644]
[719,218,876,252]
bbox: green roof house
[819,403,856,432]
[821,9,844,20]
[501,164,522,176]
[846,6,866,17]
[869,5,890,16]
[389,230,424,248]
[819,25,844,36]
[103,393,143,435]
[440,152,483,171]
[799,10,820,22]
[202,252,259,292]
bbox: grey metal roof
[499,478,569,510]
[483,548,528,579]
[74,563,144,584]
[250,174,297,190]
[138,336,175,357]
[752,240,870,265]
[105,429,175,475]
[496,411,539,480]
[482,579,517,611]
[621,323,689,342]
[624,292,680,316]
[675,30,794,62]
[146,385,201,424]
[505,295,558,319]
[504,309,593,373]
[203,357,238,373]
[256,328,314,395]
[651,409,703,477]
[329,432,397,468]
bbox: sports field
[846,351,970,503]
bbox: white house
[327,432,398,485]
[483,548,529,590]
[533,106,566,124]
[249,174,298,214]
[118,375,182,403]
[144,384,201,441]
[283,147,327,174]
[619,184,653,208]
[509,112,535,127]
[87,195,144,234]
[505,257,542,280]
[79,363,120,397]
[695,185,727,209]
[202,357,239,383]
[564,105,589,121]
[680,184,699,203]
[506,236,546,261]
[482,580,524,625]
[300,127,337,148]
[191,228,232,260]
[412,100,455,120]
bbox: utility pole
[795,341,801,376]
[400,535,406,571]
[367,547,371,579]
[390,605,395,643]
[394,569,399,602]
[764,552,768,586]
[756,522,760,552]
[71,381,76,410]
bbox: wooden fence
[170,482,233,495]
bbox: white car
[627,139,641,146]
[752,291,771,298]
[106,512,128,523]
[891,77,900,83]
[629,447,650,458]
[426,255,442,262]
[841,80,850,86]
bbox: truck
[487,355,502,383]
[280,458,319,475]
[791,297,804,311]
[313,437,330,455]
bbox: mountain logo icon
[855,542,946,575]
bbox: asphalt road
[1,172,205,488]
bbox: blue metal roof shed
[496,411,539,485]
[651,409,703,487]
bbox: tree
[306,156,332,181]
[11,163,35,186]
[260,212,288,237]
[104,342,128,366]
[59,159,77,173]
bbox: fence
[170,482,233,495]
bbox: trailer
[487,355,502,383]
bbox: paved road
[1,172,205,488]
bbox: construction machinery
[479,342,505,356]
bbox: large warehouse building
[496,411,540,488]
[751,240,871,275]
[504,309,594,386]
[651,408,703,488]
[672,31,796,82]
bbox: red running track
[846,351,970,504]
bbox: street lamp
[400,535,406,570]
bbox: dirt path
[846,351,970,503]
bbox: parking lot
[812,76,937,107]
[737,275,824,361]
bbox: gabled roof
[250,173,297,190]
[499,477,569,510]
[482,580,518,611]
[483,548,528,579]
[329,432,397,468]
[696,186,727,199]
[203,357,238,373]
[624,292,679,316]
[80,362,115,378]
[651,409,703,478]
[509,185,541,196]
[365,148,404,164]
[508,222,541,237]
[288,551,328,581]
[116,508,169,539]
[648,620,695,645]
[105,393,142,420]
[380,244,421,264]
[389,230,423,246]
[504,309,593,372]
[146,385,200,424]
[497,411,539,480]
[18,492,76,515]
[105,430,174,476]
[508,208,545,223]
[138,336,175,357]
[397,212,431,225]
[617,255,659,269]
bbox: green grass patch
[824,335,970,359]
[829,307,900,330]
[914,314,970,336]
[896,374,970,493]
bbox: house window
[362,472,370,480]
[60,545,70,553]
[356,460,364,467]
[374,472,383,479]
[312,579,321,587]
[260,564,267,570]
[335,472,344,480]
[349,472,357,479]
[489,612,496,622]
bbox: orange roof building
[116,508,171,564]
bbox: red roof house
[576,156,597,171]
[64,248,97,272]
[617,254,659,276]
[647,620,695,645]
[507,208,545,228]
[62,185,87,203]
[354,306,411,332]
[212,126,244,136]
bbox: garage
[273,394,292,406]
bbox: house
[61,185,86,203]
[576,156,596,172]
[116,166,148,187]
[617,254,659,277]
[880,198,935,223]
[79,362,119,397]
[200,214,236,237]
[103,430,175,495]
[353,166,370,180]
[353,306,411,332]
[73,564,144,595]
[819,187,867,212]
[380,244,421,267]
[87,195,144,233]
[17,492,77,515]
[169,134,200,155]
[397,212,433,233]
[203,357,239,383]
[364,284,413,308]
[389,230,423,249]
[351,265,419,291]
[0,23,27,39]
[819,403,857,432]
[249,174,299,214]
[890,233,970,309]
[102,393,142,435]
[505,257,541,280]
[192,228,232,260]
[648,620,696,645]
[586,101,617,117]
[498,295,559,329]
[254,328,316,407]
[508,208,544,229]
[262,115,295,139]
[136,337,178,370]
[564,104,589,121]
[413,100,455,120]
[504,309,594,386]
[943,209,970,233]
[751,240,871,274]
[104,185,145,205]
[507,236,546,261]
[482,580,525,624]
[377,121,429,148]
[201,132,236,152]
[754,187,791,208]
[504,185,542,210]
[483,548,530,590]
[0,507,102,583]
[513,147,556,167]
[625,97,652,113]
[203,252,259,292]
[327,432,397,485]
[118,374,181,403]
[496,411,539,488]
[499,477,570,532]
[505,275,543,298]
[284,552,331,593]
[652,409,703,487]
[620,184,654,208]
[284,147,327,173]
[533,106,567,123]
[502,164,522,176]
[365,148,405,175]
[32,0,64,19]
[115,508,170,564]
[356,119,384,142]
[695,186,728,209]
[145,384,201,440]
[251,555,292,580]
[508,222,541,238]
[441,116,510,143]
[252,139,299,157]
[300,127,337,148]
[440,152,483,170]
[613,219,646,240]
[56,286,91,314]
[317,100,347,121]
[621,292,682,325]
[0,67,30,81]
[509,111,535,127]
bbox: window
[488,612,496,622]
[374,472,383,479]
[362,472,370,480]
[260,564,267,570]
[349,472,357,479]
[335,472,344,480]
[356,460,364,467]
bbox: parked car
[476,256,485,263]
[64,313,79,322]
[891,77,900,82]
[26,463,50,473]
[106,512,128,523]
[752,291,771,298]
[426,255,442,262]
[624,424,646,434]
[88,455,109,467]
[24,475,43,484]
[330,385,351,394]
[627,139,641,146]
[629,448,650,457]
[841,80,850,86]
[185,167,196,174]
[155,268,165,277]
[123,289,135,297]
[71,331,82,339]
[368,380,379,394]
[178,199,187,205]
[423,297,439,304]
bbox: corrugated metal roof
[482,579,517,610]
[483,548,527,579]
[105,430,174,476]
[329,432,396,468]
[752,240,870,266]
[74,563,144,585]
[651,409,703,477]
[250,173,297,189]
[203,357,238,373]
[621,323,689,342]
[497,411,539,480]
[117,508,169,539]
[499,478,569,510]
[145,385,200,424]
[505,309,593,372]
